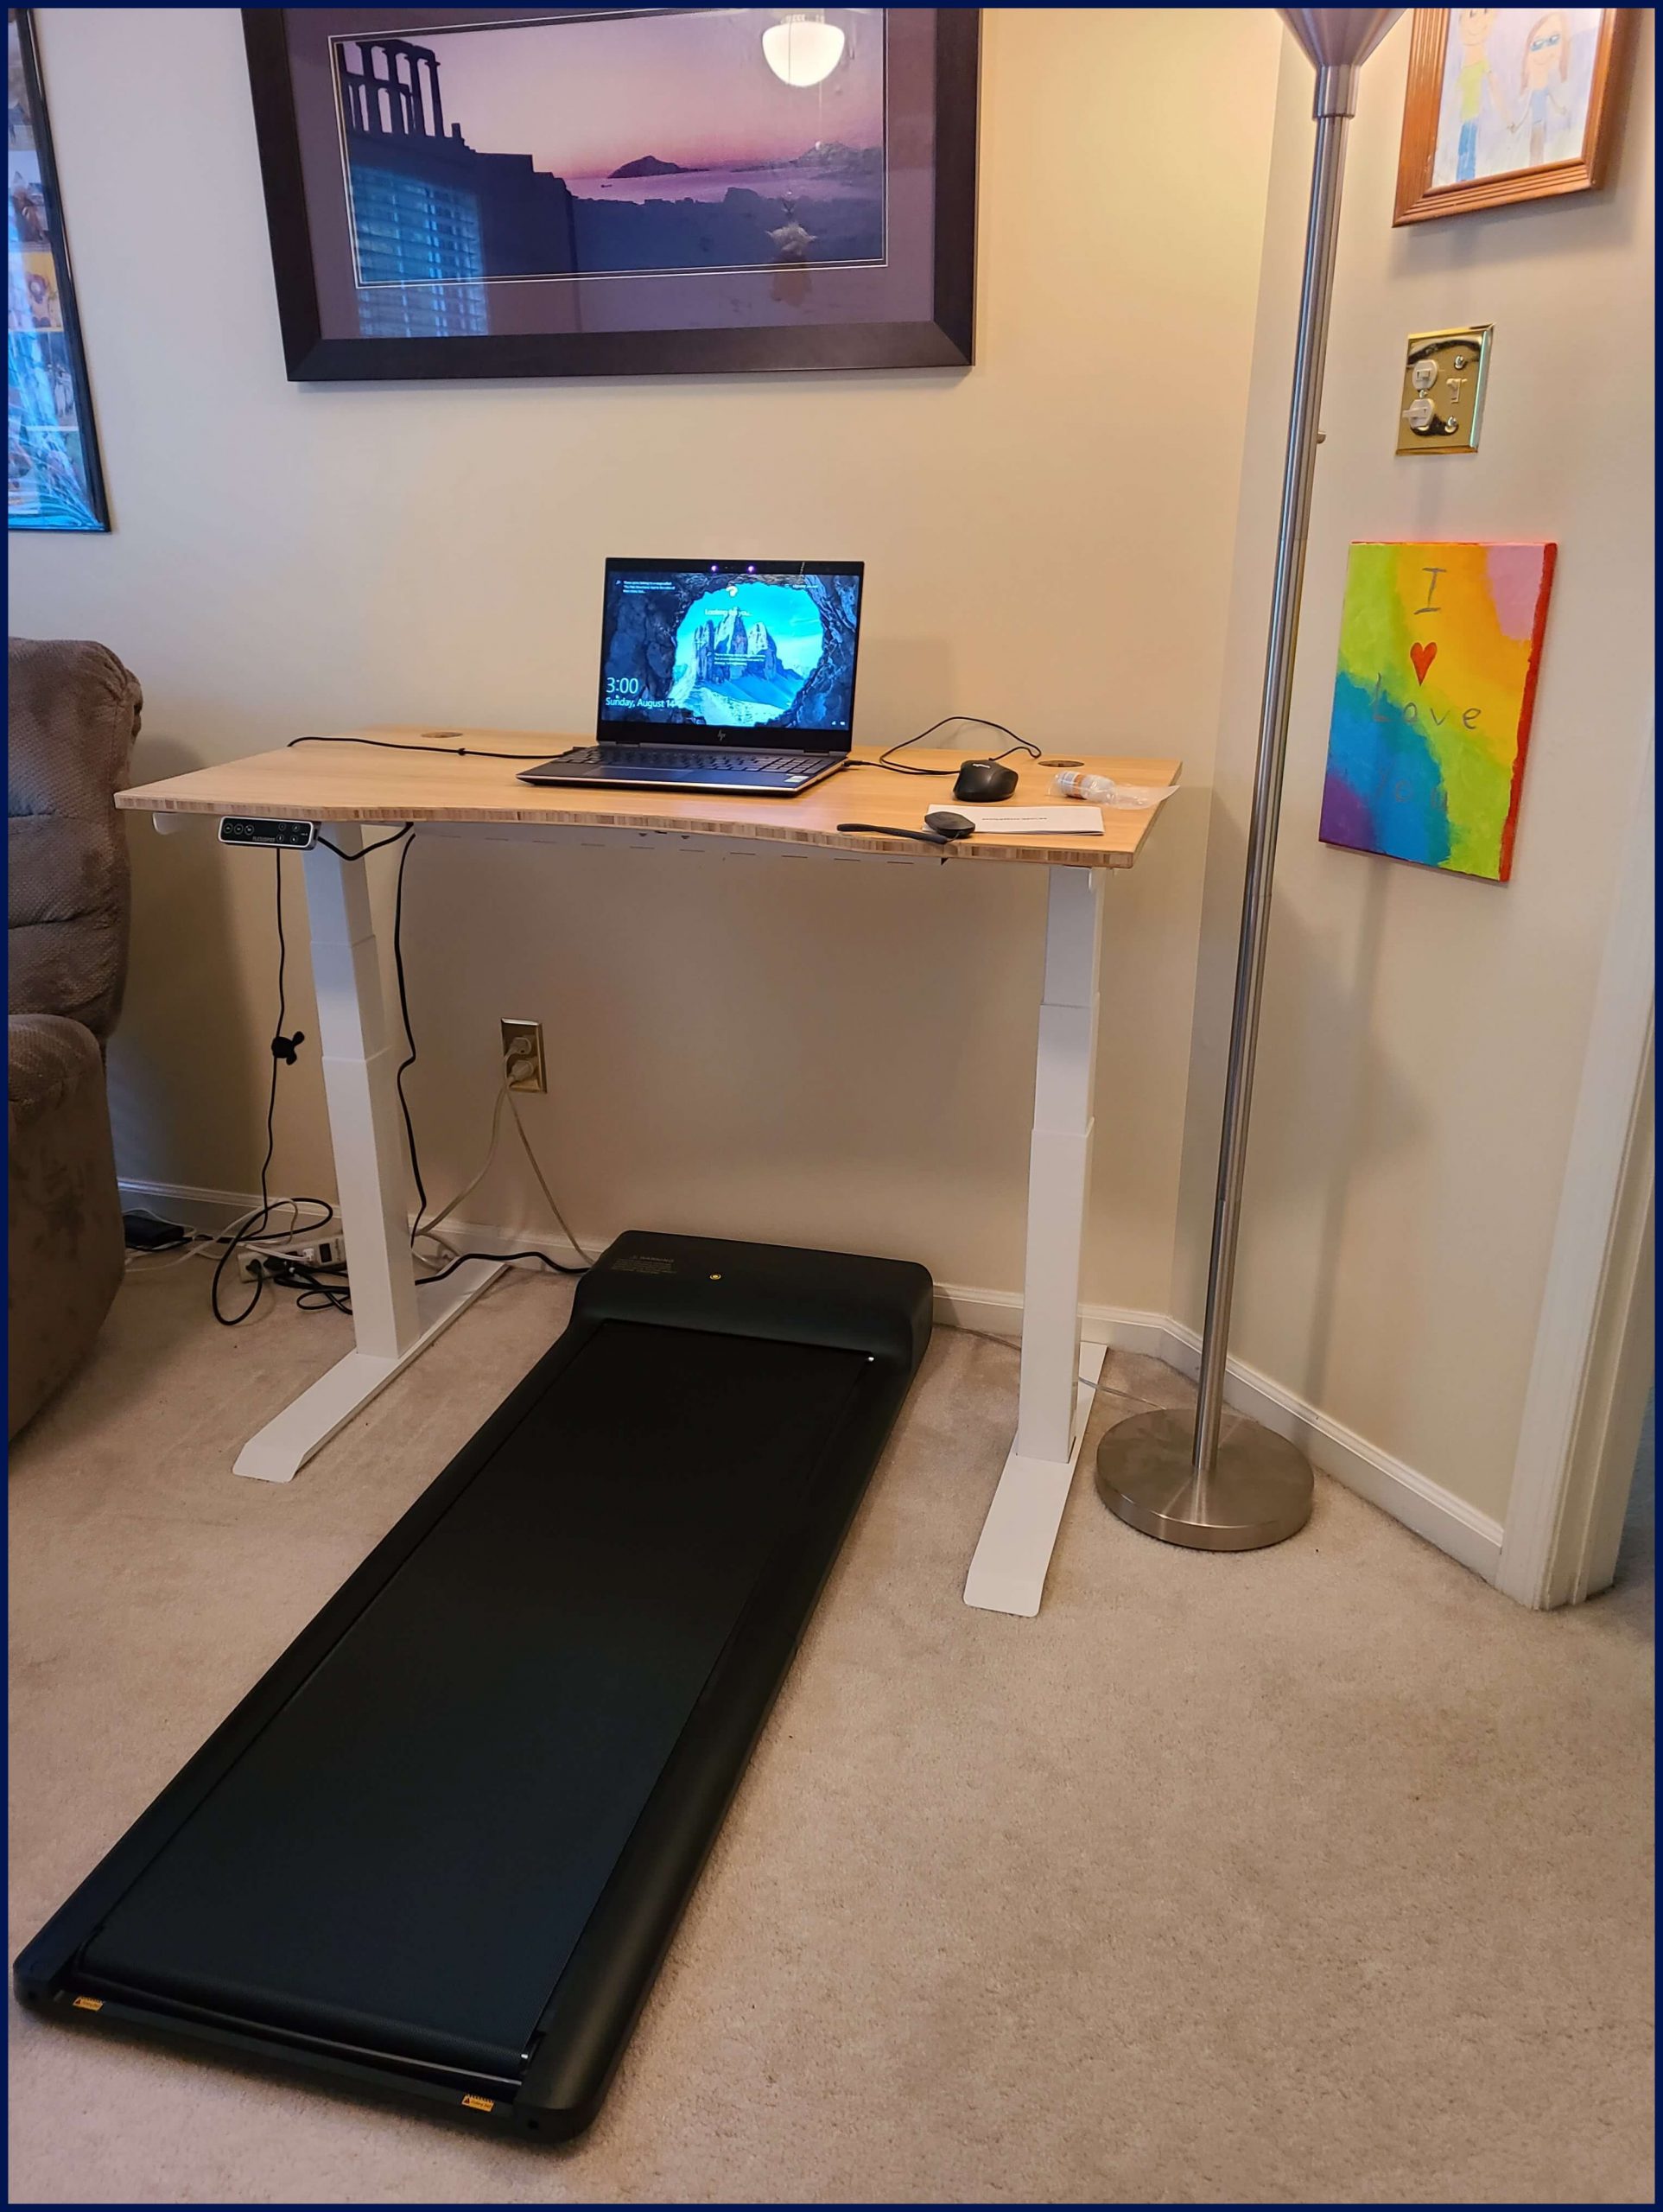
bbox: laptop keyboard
[546,747,823,773]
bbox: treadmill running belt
[19,1231,933,2139]
[81,1325,866,2080]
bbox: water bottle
[1052,769,1120,804]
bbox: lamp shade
[1279,7,1403,114]
[762,14,846,88]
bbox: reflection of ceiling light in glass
[762,12,846,87]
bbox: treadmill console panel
[579,1229,933,1370]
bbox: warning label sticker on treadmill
[461,2094,495,2113]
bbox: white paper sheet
[933,804,1106,836]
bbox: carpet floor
[8,1264,1653,2204]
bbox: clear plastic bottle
[1052,769,1120,804]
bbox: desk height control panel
[219,817,317,851]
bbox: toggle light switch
[1397,325,1491,455]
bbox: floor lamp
[1095,6,1402,1553]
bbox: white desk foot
[234,1260,505,1483]
[963,1340,1109,1617]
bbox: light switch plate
[1397,325,1491,454]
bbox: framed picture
[1394,7,1634,224]
[243,7,978,382]
[7,8,107,531]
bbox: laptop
[517,558,864,794]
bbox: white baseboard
[931,1274,1503,1580]
[117,1176,596,1271]
[118,1177,1505,1585]
[123,1176,264,1236]
[1150,1319,1504,1580]
[930,1280,1171,1359]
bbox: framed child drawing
[1394,7,1634,223]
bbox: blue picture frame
[7,7,108,532]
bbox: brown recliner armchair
[8,637,143,1439]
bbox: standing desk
[117,734,1180,1618]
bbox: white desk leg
[234,826,503,1482]
[964,865,1108,1615]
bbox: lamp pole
[1095,8,1401,1553]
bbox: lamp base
[1094,1407,1312,1552]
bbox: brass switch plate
[1397,325,1491,454]
[500,1018,546,1093]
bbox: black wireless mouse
[954,758,1019,802]
[922,809,976,841]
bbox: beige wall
[1173,16,1655,1522]
[16,9,1650,1533]
[10,6,1280,1311]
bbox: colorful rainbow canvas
[1319,541,1556,883]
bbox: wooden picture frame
[242,7,979,382]
[1394,7,1634,224]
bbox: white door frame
[1496,726,1655,1608]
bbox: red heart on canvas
[1409,641,1438,685]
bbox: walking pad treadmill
[16,1232,932,2139]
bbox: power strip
[237,1236,346,1283]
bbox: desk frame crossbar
[208,817,1111,1614]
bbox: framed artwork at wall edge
[243,7,979,382]
[7,8,107,531]
[1319,541,1557,885]
[1394,7,1635,224]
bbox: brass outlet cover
[1398,325,1491,455]
[500,1018,546,1094]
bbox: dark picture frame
[243,7,979,382]
[7,7,108,531]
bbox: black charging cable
[855,716,1043,777]
[317,823,412,859]
[212,852,334,1325]
[216,786,591,1324]
[837,817,974,848]
[288,723,1040,778]
[287,734,552,762]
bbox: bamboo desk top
[117,730,1184,871]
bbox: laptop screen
[597,559,864,749]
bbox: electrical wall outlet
[501,1019,546,1094]
[1398,325,1491,454]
